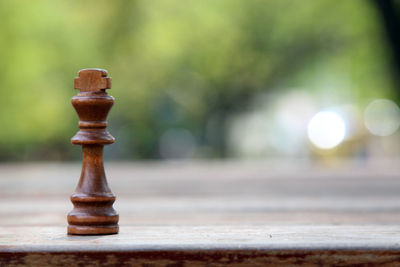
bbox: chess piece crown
[67,68,119,235]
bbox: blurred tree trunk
[372,0,400,96]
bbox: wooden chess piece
[67,68,119,235]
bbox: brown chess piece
[67,68,119,235]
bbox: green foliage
[0,0,394,160]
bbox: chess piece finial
[67,68,119,235]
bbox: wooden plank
[1,226,400,266]
[1,161,400,265]
[2,225,400,251]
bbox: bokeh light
[364,99,400,136]
[307,111,346,149]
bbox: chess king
[67,68,119,235]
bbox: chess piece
[67,68,119,235]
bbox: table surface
[1,160,400,266]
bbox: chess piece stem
[67,68,119,235]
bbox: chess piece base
[67,191,119,235]
[68,225,119,235]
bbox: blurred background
[0,0,399,162]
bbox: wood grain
[1,160,400,265]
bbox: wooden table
[1,160,400,266]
